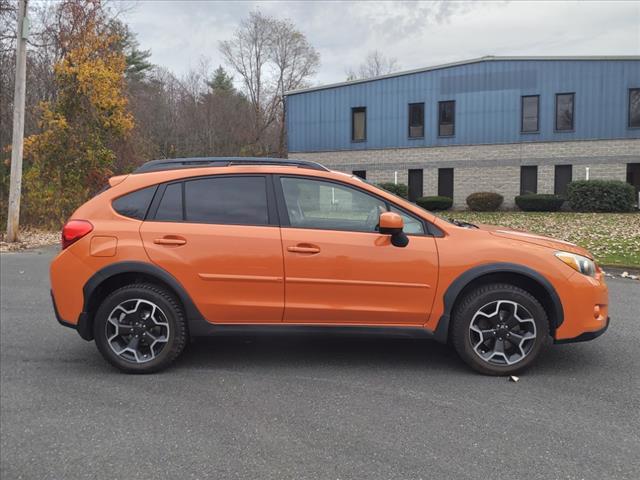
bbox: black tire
[93,283,188,374]
[450,283,549,375]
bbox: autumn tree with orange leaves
[21,0,133,226]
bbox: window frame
[520,95,540,134]
[273,174,436,237]
[629,88,640,129]
[147,174,279,227]
[438,100,456,137]
[555,92,575,132]
[351,106,367,142]
[408,102,425,139]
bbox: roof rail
[133,157,329,173]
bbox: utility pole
[6,0,29,242]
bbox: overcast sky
[122,0,640,86]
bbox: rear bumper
[51,290,92,341]
[554,316,610,344]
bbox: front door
[140,175,284,323]
[276,176,438,325]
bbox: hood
[477,224,593,259]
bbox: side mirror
[379,212,409,247]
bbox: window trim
[273,174,435,237]
[408,102,425,139]
[438,100,455,137]
[520,95,540,134]
[555,92,575,132]
[629,88,640,129]
[147,174,279,227]
[351,106,367,142]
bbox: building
[285,56,640,208]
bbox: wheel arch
[433,263,564,343]
[80,262,205,341]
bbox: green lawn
[449,212,640,268]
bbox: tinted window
[521,95,539,132]
[520,166,538,195]
[112,186,157,220]
[554,165,572,196]
[408,103,424,138]
[184,176,268,225]
[555,93,574,131]
[281,177,385,232]
[629,88,640,128]
[438,168,454,198]
[156,183,183,221]
[438,101,455,136]
[352,107,366,141]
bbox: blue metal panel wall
[286,60,640,152]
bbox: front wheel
[451,283,549,375]
[93,283,188,373]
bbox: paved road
[1,246,639,480]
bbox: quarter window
[438,101,455,137]
[555,93,575,131]
[352,107,366,141]
[112,185,157,220]
[629,88,640,128]
[183,176,269,225]
[521,95,539,133]
[408,102,424,138]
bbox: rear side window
[156,183,183,221]
[184,176,269,225]
[112,186,157,220]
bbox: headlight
[555,251,597,277]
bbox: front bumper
[554,316,610,344]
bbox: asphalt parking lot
[1,246,639,480]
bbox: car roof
[133,157,329,174]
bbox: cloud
[122,0,640,86]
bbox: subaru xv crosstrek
[50,157,610,375]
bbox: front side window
[352,107,366,141]
[112,185,157,220]
[389,206,424,234]
[281,177,385,232]
[555,93,575,131]
[438,100,455,136]
[183,176,269,225]
[521,95,539,133]
[408,102,424,138]
[629,88,640,128]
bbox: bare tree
[220,11,319,156]
[346,50,400,80]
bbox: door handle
[287,244,320,254]
[153,236,187,246]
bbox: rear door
[140,174,284,323]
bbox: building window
[408,103,424,138]
[408,169,423,202]
[438,168,454,198]
[555,93,575,131]
[438,101,455,137]
[629,88,640,128]
[351,107,366,142]
[520,166,538,195]
[627,163,640,196]
[521,95,539,133]
[352,170,366,180]
[554,165,572,196]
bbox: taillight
[61,220,93,249]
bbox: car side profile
[50,157,609,375]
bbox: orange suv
[50,158,609,374]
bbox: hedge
[515,194,565,212]
[567,180,635,212]
[466,192,504,211]
[377,182,408,199]
[416,196,453,211]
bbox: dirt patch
[0,229,59,252]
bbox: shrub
[515,194,565,212]
[377,182,408,199]
[567,180,635,212]
[416,196,453,211]
[466,192,504,211]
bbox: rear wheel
[451,283,549,375]
[94,283,187,373]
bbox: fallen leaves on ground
[0,229,59,252]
